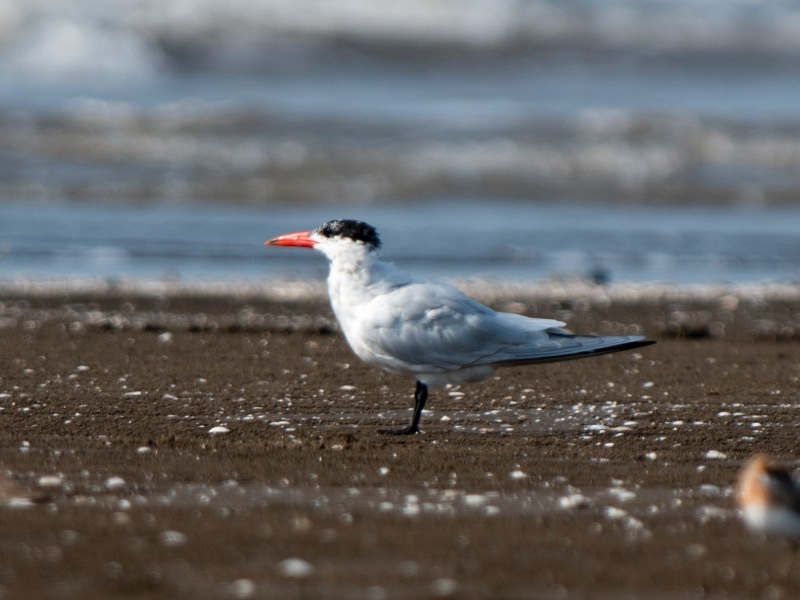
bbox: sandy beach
[1,280,800,599]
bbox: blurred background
[1,0,800,284]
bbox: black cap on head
[314,220,381,250]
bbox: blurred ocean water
[2,200,800,285]
[1,0,800,283]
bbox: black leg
[380,381,428,435]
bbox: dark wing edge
[492,335,656,367]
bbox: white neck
[315,237,411,332]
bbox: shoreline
[1,275,799,302]
[3,276,799,344]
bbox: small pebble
[37,475,64,488]
[686,544,707,559]
[278,558,314,578]
[105,476,126,490]
[559,493,590,510]
[604,506,628,520]
[230,579,256,598]
[464,494,487,507]
[431,578,458,597]
[159,530,188,547]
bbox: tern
[266,219,654,435]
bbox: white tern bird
[266,219,654,435]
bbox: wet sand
[2,282,800,599]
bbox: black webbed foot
[379,381,428,435]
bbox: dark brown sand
[2,285,800,599]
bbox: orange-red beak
[265,230,317,248]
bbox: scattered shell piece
[705,450,727,460]
[604,506,628,520]
[136,446,152,454]
[377,467,390,476]
[624,517,652,540]
[112,512,131,525]
[339,385,357,392]
[559,493,590,510]
[699,484,721,496]
[157,332,173,343]
[230,579,256,599]
[105,476,126,490]
[76,365,90,372]
[159,530,188,547]
[696,505,729,523]
[431,578,458,597]
[686,544,708,559]
[209,426,231,434]
[464,494,487,508]
[509,470,527,480]
[625,516,646,530]
[608,488,636,502]
[278,558,314,578]
[124,391,142,397]
[37,475,64,488]
[610,426,633,433]
[366,586,387,600]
